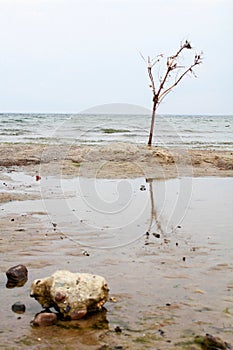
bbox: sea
[0,113,232,150]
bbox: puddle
[0,174,233,349]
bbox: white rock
[30,270,109,319]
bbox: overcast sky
[0,0,232,114]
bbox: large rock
[30,270,109,320]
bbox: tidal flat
[0,143,233,349]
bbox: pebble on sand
[11,302,26,314]
[6,264,28,288]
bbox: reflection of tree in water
[146,178,164,236]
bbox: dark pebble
[11,218,14,222]
[183,257,186,262]
[6,264,28,288]
[159,329,165,336]
[115,326,122,333]
[177,225,181,228]
[12,302,26,314]
[82,250,90,256]
[153,233,160,239]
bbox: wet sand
[0,142,233,349]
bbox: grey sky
[0,0,232,114]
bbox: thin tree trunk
[148,102,156,146]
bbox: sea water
[0,113,232,150]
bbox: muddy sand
[0,142,233,349]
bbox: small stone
[32,312,57,327]
[82,250,90,256]
[11,302,26,314]
[182,257,186,262]
[115,326,122,333]
[194,289,205,294]
[159,329,165,336]
[109,296,117,303]
[6,264,28,288]
[153,233,160,239]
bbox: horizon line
[0,111,232,116]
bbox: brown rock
[32,312,57,327]
[6,264,28,288]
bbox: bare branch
[170,40,192,60]
[156,42,193,97]
[157,65,172,97]
[139,51,146,63]
[159,53,202,101]
[150,53,164,68]
[148,64,156,97]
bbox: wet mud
[0,154,233,349]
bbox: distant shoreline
[0,112,233,116]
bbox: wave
[0,113,232,150]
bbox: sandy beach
[1,142,233,177]
[0,142,233,349]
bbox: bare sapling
[141,40,202,146]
